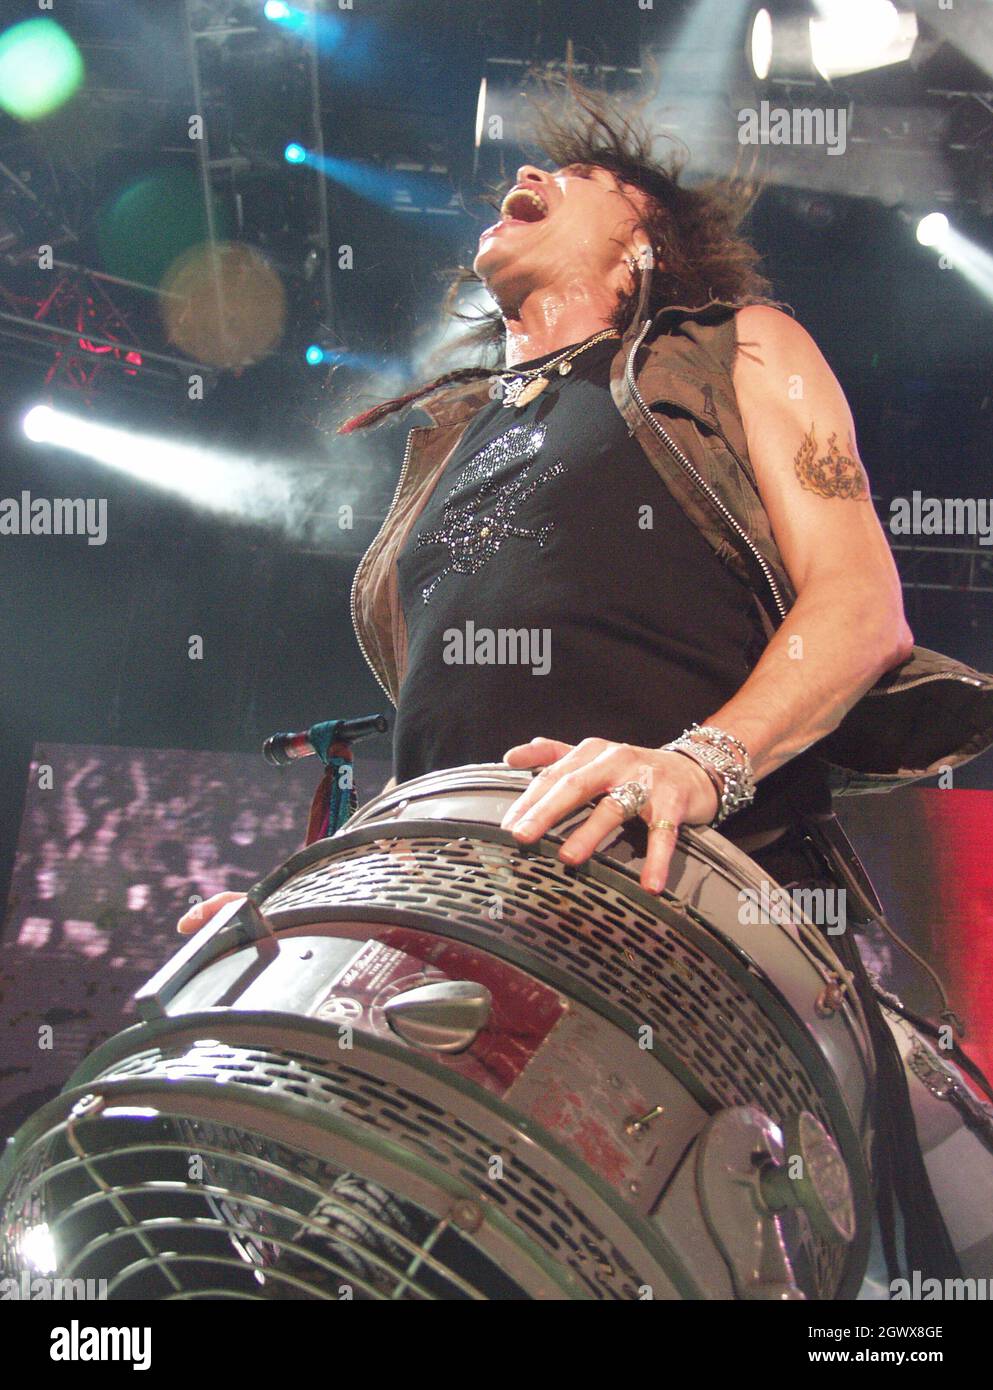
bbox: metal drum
[0,763,880,1300]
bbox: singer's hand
[176,891,246,936]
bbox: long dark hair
[340,76,774,434]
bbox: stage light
[750,9,773,83]
[262,0,352,56]
[20,1223,57,1275]
[21,404,299,523]
[916,212,950,248]
[0,19,84,121]
[911,217,993,309]
[747,10,815,83]
[305,345,404,375]
[749,2,917,84]
[22,405,57,443]
[284,142,307,165]
[17,401,401,544]
[474,77,488,150]
[810,0,917,81]
[306,153,450,213]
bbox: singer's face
[473,163,651,313]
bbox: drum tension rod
[625,1104,665,1137]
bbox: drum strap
[795,811,885,922]
[797,810,964,1283]
[799,811,964,1029]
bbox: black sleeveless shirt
[392,336,832,840]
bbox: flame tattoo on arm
[793,424,869,500]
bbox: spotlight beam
[19,402,407,548]
[916,218,993,307]
[22,405,298,526]
[647,0,753,152]
[292,151,450,212]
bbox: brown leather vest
[349,302,993,795]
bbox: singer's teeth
[500,188,548,223]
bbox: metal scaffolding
[0,0,335,398]
[892,542,993,594]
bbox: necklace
[497,328,621,409]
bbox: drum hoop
[253,815,872,1194]
[346,765,871,1049]
[56,1010,707,1299]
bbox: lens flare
[0,19,84,121]
[160,243,287,369]
[97,170,230,287]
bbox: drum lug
[815,973,849,1017]
[625,1104,665,1138]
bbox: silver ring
[606,781,649,820]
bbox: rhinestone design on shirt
[415,421,566,602]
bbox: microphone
[262,714,389,767]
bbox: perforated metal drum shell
[243,764,874,1295]
[2,1014,699,1300]
[0,763,877,1300]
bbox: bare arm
[702,305,913,779]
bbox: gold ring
[650,819,678,834]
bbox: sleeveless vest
[349,301,993,795]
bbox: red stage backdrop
[839,787,993,1082]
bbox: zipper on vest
[349,426,418,703]
[625,320,788,623]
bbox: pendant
[500,377,523,408]
[513,376,549,409]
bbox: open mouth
[498,187,548,224]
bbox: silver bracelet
[663,725,755,827]
[688,722,751,767]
